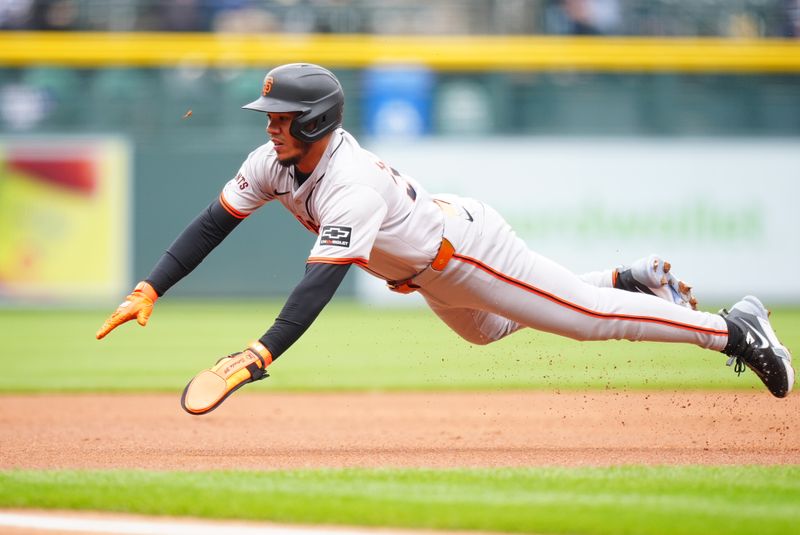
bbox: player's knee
[454,325,515,345]
[458,320,520,345]
[447,326,500,345]
[456,332,495,345]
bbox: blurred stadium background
[1,0,799,305]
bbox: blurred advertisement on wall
[360,138,800,305]
[0,137,131,303]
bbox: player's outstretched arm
[180,261,352,414]
[95,198,245,340]
[96,281,159,339]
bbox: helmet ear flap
[290,103,343,143]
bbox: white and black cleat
[615,254,698,309]
[721,295,794,398]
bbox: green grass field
[2,300,798,392]
[2,466,799,535]
[1,301,798,534]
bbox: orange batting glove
[96,281,159,340]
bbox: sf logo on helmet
[262,76,274,96]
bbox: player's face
[267,112,310,168]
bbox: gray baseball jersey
[221,128,729,352]
[221,128,442,283]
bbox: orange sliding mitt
[181,342,273,415]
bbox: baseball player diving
[96,63,794,414]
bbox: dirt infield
[1,391,798,469]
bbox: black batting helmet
[242,63,344,143]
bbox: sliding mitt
[181,342,272,415]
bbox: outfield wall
[1,33,798,303]
[358,137,800,305]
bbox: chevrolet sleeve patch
[320,225,352,247]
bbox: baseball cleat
[615,254,698,309]
[181,347,269,415]
[721,295,794,398]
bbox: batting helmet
[242,63,344,143]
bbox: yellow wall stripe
[1,32,799,72]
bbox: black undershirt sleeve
[259,262,351,359]
[144,195,349,359]
[145,198,243,296]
